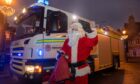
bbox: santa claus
[60,21,98,84]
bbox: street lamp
[122,30,128,40]
[104,31,108,35]
[122,30,126,35]
[5,0,13,5]
[121,29,129,62]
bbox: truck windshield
[15,6,44,39]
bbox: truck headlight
[25,65,42,73]
[34,65,42,73]
[25,65,34,73]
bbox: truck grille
[12,61,23,66]
[11,58,23,72]
[12,66,22,71]
[11,47,24,74]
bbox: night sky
[12,0,140,29]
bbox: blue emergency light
[37,0,49,5]
[17,53,22,56]
[38,49,43,56]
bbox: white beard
[68,31,82,63]
[68,31,82,47]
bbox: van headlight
[25,65,42,73]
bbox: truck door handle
[31,48,33,58]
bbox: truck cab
[10,3,67,79]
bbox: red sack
[49,56,72,83]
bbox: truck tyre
[112,55,120,70]
[114,60,119,70]
[21,73,42,84]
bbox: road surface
[0,62,140,84]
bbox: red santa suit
[61,22,98,84]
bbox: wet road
[0,62,140,84]
[89,62,140,84]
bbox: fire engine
[10,0,125,82]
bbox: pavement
[0,62,140,84]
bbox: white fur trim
[69,22,82,63]
[59,50,65,54]
[75,66,91,77]
[65,55,69,59]
[59,50,69,59]
[71,41,78,63]
[86,31,97,38]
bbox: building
[0,12,5,53]
[124,15,140,58]
[0,11,5,70]
[0,11,15,64]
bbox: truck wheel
[16,73,30,84]
[112,56,120,70]
[21,74,42,84]
[114,61,119,70]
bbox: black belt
[69,61,86,67]
[68,61,86,81]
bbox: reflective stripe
[37,39,65,43]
